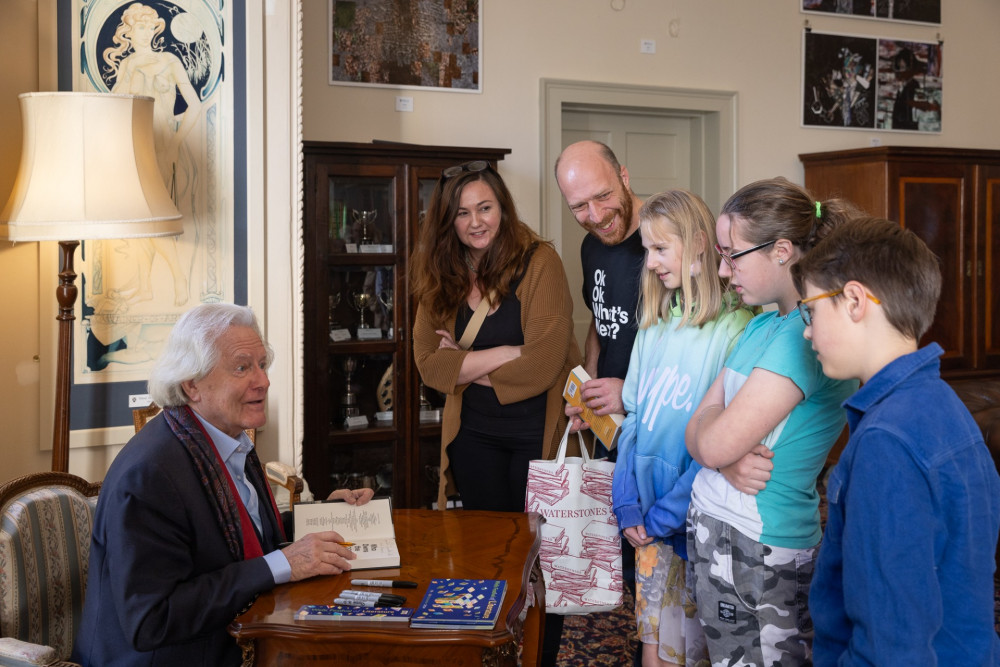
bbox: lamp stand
[51,240,80,473]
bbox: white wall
[302,0,1000,231]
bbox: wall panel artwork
[802,0,941,25]
[803,30,942,132]
[329,0,481,92]
[56,0,245,439]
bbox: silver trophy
[352,289,374,329]
[378,288,394,334]
[352,209,377,245]
[340,356,360,423]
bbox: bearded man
[552,140,646,667]
[555,140,645,436]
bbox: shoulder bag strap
[457,290,497,350]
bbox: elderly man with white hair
[74,303,370,666]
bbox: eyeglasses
[441,160,490,181]
[797,289,882,326]
[714,240,776,271]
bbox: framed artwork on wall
[328,0,482,92]
[802,30,942,132]
[875,38,942,131]
[802,0,941,26]
[49,0,248,447]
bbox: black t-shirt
[580,229,644,379]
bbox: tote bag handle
[553,421,589,464]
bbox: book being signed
[293,497,400,569]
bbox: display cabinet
[302,141,510,507]
[800,146,1000,378]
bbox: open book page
[293,497,400,569]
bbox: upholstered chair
[0,472,101,667]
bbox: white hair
[148,303,273,407]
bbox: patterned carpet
[556,587,639,666]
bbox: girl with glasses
[612,190,753,667]
[684,178,860,666]
[411,162,581,514]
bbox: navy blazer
[73,413,282,666]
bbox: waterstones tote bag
[524,424,623,615]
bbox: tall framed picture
[802,0,941,25]
[51,0,247,446]
[328,0,482,92]
[802,30,942,132]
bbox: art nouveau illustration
[72,0,232,381]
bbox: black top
[580,229,645,379]
[455,254,546,434]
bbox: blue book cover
[295,604,413,622]
[410,578,507,629]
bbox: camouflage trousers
[687,506,817,667]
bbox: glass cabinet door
[303,142,510,507]
[327,176,396,253]
[329,266,395,343]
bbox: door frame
[540,78,738,255]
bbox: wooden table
[229,509,544,666]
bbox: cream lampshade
[0,91,182,472]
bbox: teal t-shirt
[690,309,858,548]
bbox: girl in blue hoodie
[612,190,752,667]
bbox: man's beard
[583,187,633,246]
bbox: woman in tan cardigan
[411,160,581,512]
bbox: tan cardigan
[413,243,583,510]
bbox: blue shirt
[810,344,1000,666]
[193,414,291,584]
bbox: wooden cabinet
[302,141,510,507]
[800,146,1000,378]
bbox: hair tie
[815,201,822,218]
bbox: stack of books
[409,578,507,630]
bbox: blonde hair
[637,190,728,329]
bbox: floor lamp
[0,92,182,472]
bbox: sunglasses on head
[440,160,491,182]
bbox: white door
[560,109,696,347]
